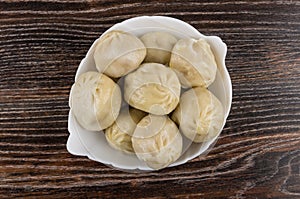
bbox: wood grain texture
[0,0,299,198]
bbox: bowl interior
[68,16,232,171]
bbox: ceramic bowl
[67,16,232,171]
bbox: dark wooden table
[1,0,299,198]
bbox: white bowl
[67,16,232,171]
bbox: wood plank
[0,0,299,198]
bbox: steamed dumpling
[140,32,177,64]
[171,87,224,143]
[132,115,182,170]
[170,38,217,88]
[105,108,147,154]
[94,30,146,78]
[124,63,181,115]
[69,72,121,131]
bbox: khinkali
[105,108,147,154]
[94,30,146,78]
[171,87,224,143]
[132,115,182,170]
[124,63,181,115]
[69,72,121,131]
[169,38,217,88]
[140,32,177,64]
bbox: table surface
[1,0,300,198]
